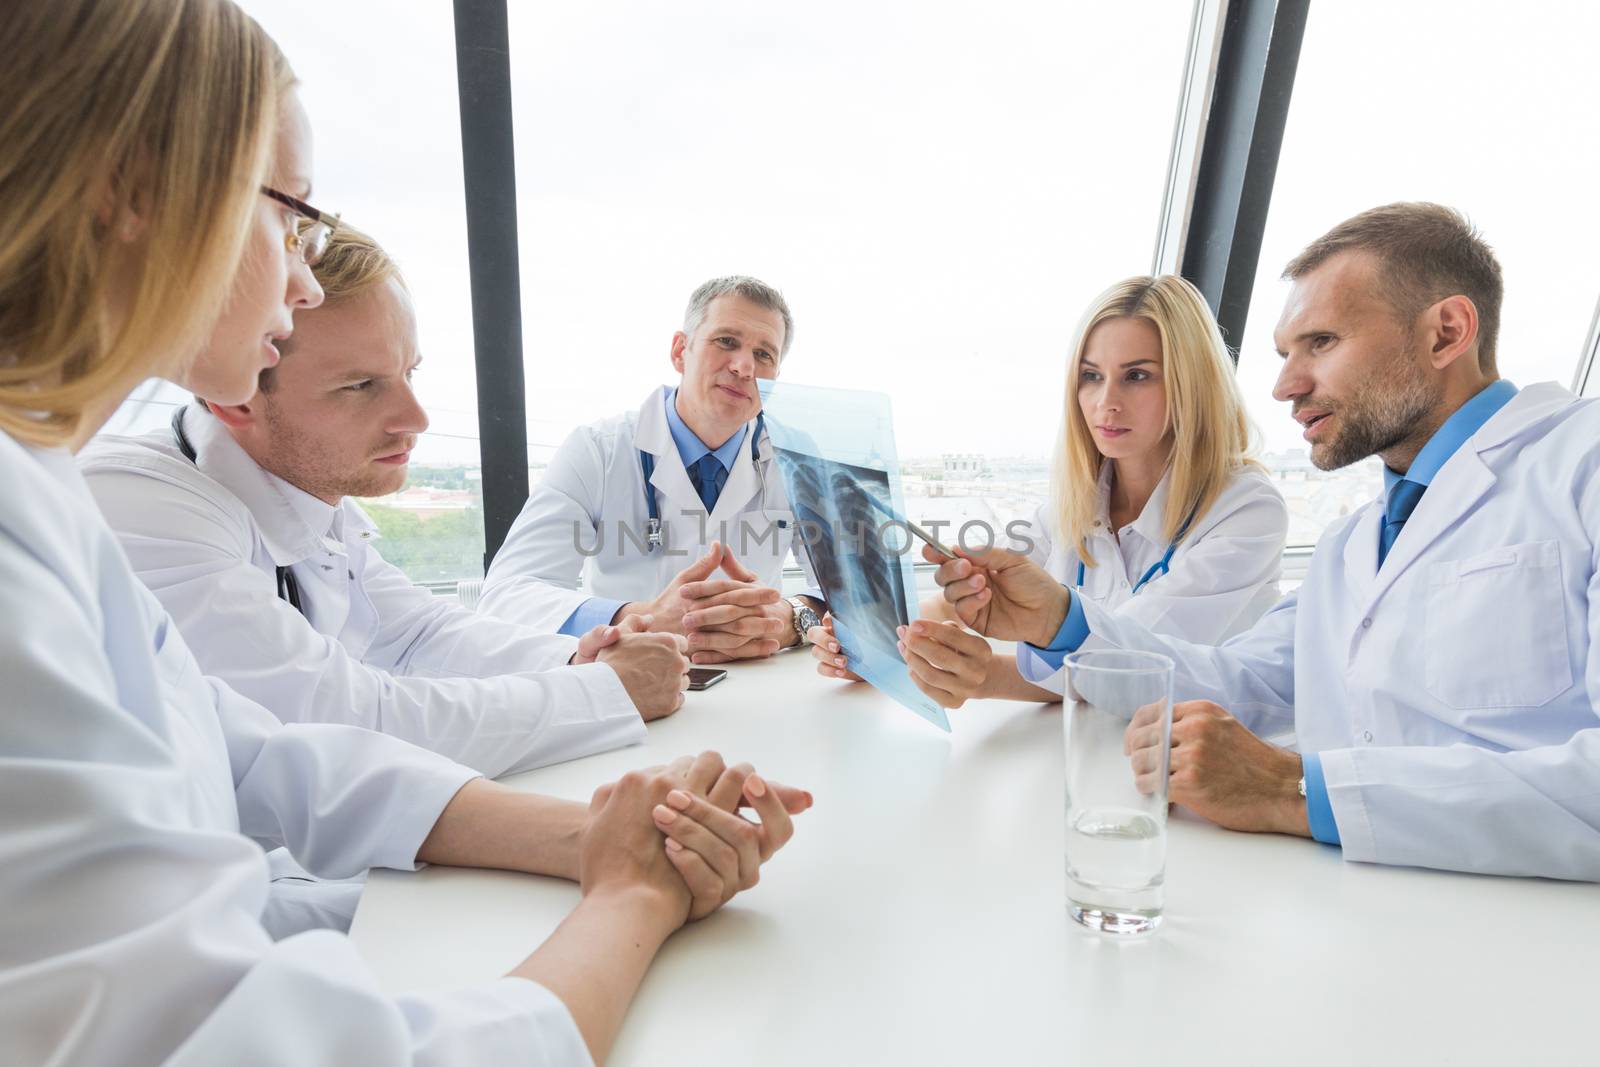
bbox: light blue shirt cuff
[558,596,627,637]
[1020,593,1090,673]
[1302,753,1341,847]
[1015,644,1056,684]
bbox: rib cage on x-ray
[758,377,947,728]
[779,448,909,651]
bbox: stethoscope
[170,406,305,615]
[638,412,789,552]
[1074,508,1197,596]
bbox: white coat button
[1362,730,1374,743]
[1361,618,1373,629]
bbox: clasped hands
[623,541,797,664]
[581,750,813,925]
[567,541,797,721]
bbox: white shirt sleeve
[355,543,587,677]
[0,513,590,1067]
[85,465,645,779]
[480,427,610,633]
[1075,590,1300,740]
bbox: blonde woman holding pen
[812,275,1287,708]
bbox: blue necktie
[689,453,727,512]
[1378,478,1426,567]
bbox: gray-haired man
[480,276,826,663]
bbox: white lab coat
[1075,383,1600,881]
[1014,463,1288,693]
[0,432,590,1065]
[480,385,798,632]
[79,406,644,780]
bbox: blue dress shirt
[1026,380,1520,847]
[1379,378,1518,496]
[558,389,751,636]
[664,387,749,491]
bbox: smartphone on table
[687,667,728,691]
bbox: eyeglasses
[260,186,340,266]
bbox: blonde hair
[1053,275,1256,568]
[308,224,404,305]
[263,224,404,390]
[0,0,290,447]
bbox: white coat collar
[178,406,376,567]
[1465,381,1577,454]
[1340,382,1575,612]
[633,385,700,518]
[632,384,770,524]
[633,385,675,458]
[267,469,342,543]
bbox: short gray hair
[683,275,794,357]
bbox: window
[104,1,486,586]
[1233,0,1600,545]
[1577,296,1600,398]
[256,1,485,583]
[509,1,1196,553]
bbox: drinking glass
[1063,649,1174,935]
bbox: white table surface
[351,649,1598,1065]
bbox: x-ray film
[757,381,949,731]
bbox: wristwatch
[787,596,822,646]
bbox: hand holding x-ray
[896,618,993,709]
[808,612,863,681]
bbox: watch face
[791,599,820,638]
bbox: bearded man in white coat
[934,202,1600,882]
[479,276,828,663]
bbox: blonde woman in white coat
[0,3,802,1064]
[812,275,1287,708]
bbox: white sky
[212,1,1600,466]
[1236,0,1600,450]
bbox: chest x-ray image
[758,381,947,730]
